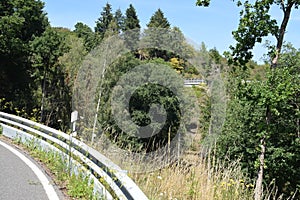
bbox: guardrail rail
[184,79,206,87]
[0,112,148,200]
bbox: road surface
[0,139,62,200]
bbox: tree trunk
[91,43,109,145]
[254,136,266,200]
[254,3,295,199]
[40,70,47,122]
[271,2,293,68]
[255,104,271,200]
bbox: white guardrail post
[0,112,148,200]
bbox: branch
[281,0,286,13]
[272,1,294,67]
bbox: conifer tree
[114,8,124,33]
[124,4,140,31]
[123,4,141,50]
[147,8,170,29]
[144,9,171,59]
[95,3,113,39]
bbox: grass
[93,129,255,200]
[130,153,254,200]
[90,131,258,200]
[11,136,103,200]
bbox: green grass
[13,136,105,200]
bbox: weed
[18,138,104,200]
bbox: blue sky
[43,0,300,63]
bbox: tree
[147,8,170,29]
[123,4,140,50]
[219,56,300,198]
[0,0,48,112]
[95,3,113,40]
[30,27,69,125]
[98,54,183,153]
[114,8,124,33]
[124,4,140,31]
[196,1,300,199]
[59,30,87,89]
[74,22,97,51]
[143,9,171,59]
[103,18,119,39]
[196,0,300,67]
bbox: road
[0,139,62,200]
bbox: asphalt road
[0,139,62,200]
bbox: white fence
[184,79,206,87]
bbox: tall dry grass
[130,152,254,200]
[93,135,255,199]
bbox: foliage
[20,138,100,200]
[59,31,88,88]
[68,173,97,200]
[98,54,183,152]
[74,22,98,52]
[30,27,71,129]
[123,4,140,50]
[170,57,184,74]
[114,8,125,33]
[95,2,113,40]
[0,0,48,112]
[197,0,300,67]
[218,48,300,198]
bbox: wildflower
[246,184,254,188]
[157,176,162,180]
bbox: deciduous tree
[0,0,48,111]
[196,1,300,198]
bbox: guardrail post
[69,111,78,175]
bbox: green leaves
[219,48,300,197]
[196,0,211,7]
[0,0,48,112]
[196,0,300,67]
[229,0,279,65]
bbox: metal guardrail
[184,79,206,86]
[0,112,148,200]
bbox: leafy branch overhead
[196,0,300,66]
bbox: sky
[43,0,300,63]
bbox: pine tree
[114,8,124,33]
[124,4,140,31]
[123,4,140,50]
[147,8,170,29]
[143,9,171,59]
[95,3,113,39]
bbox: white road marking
[0,140,60,200]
